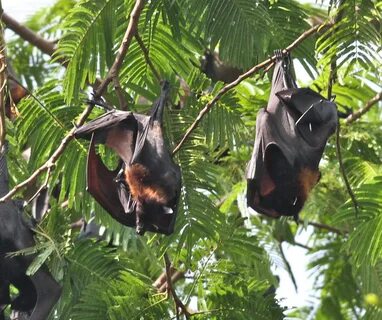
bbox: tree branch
[172,22,332,154]
[0,0,146,203]
[335,123,360,216]
[94,0,145,97]
[1,11,104,89]
[135,33,161,83]
[328,1,359,217]
[153,266,185,293]
[113,76,128,110]
[1,12,56,56]
[279,243,297,292]
[345,91,382,124]
[299,219,345,235]
[293,241,312,251]
[164,253,190,319]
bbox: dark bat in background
[75,81,181,235]
[200,50,242,83]
[0,143,61,320]
[246,51,338,220]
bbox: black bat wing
[86,134,136,227]
[75,110,138,164]
[131,81,171,164]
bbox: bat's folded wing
[75,110,138,164]
[87,134,136,227]
[74,110,135,142]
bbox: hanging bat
[246,51,338,220]
[200,50,242,83]
[75,81,181,235]
[0,143,61,320]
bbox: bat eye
[163,206,173,214]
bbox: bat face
[246,52,337,220]
[75,82,181,235]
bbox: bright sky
[2,0,319,313]
[3,0,55,21]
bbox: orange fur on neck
[298,168,320,202]
[125,163,168,204]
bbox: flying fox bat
[246,51,338,220]
[200,50,242,83]
[0,143,61,320]
[75,81,181,235]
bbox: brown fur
[298,168,320,202]
[125,163,168,204]
[6,83,27,120]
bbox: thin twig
[159,271,184,293]
[299,219,345,235]
[170,308,233,319]
[327,0,359,217]
[0,0,146,203]
[164,253,190,319]
[95,0,145,97]
[135,33,161,82]
[293,241,312,251]
[153,267,175,290]
[153,267,185,293]
[113,76,128,110]
[1,12,56,56]
[25,166,51,205]
[335,124,360,216]
[345,91,382,124]
[279,243,297,292]
[172,22,332,154]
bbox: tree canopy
[1,0,382,319]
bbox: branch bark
[345,91,382,124]
[172,22,332,154]
[299,219,345,235]
[94,0,145,97]
[164,253,190,319]
[0,0,146,203]
[1,12,56,56]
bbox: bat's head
[276,88,338,147]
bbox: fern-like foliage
[316,0,382,75]
[3,0,382,319]
[55,0,127,103]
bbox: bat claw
[86,96,112,110]
[274,49,283,60]
[136,225,145,235]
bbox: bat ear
[275,89,293,105]
[276,88,332,119]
